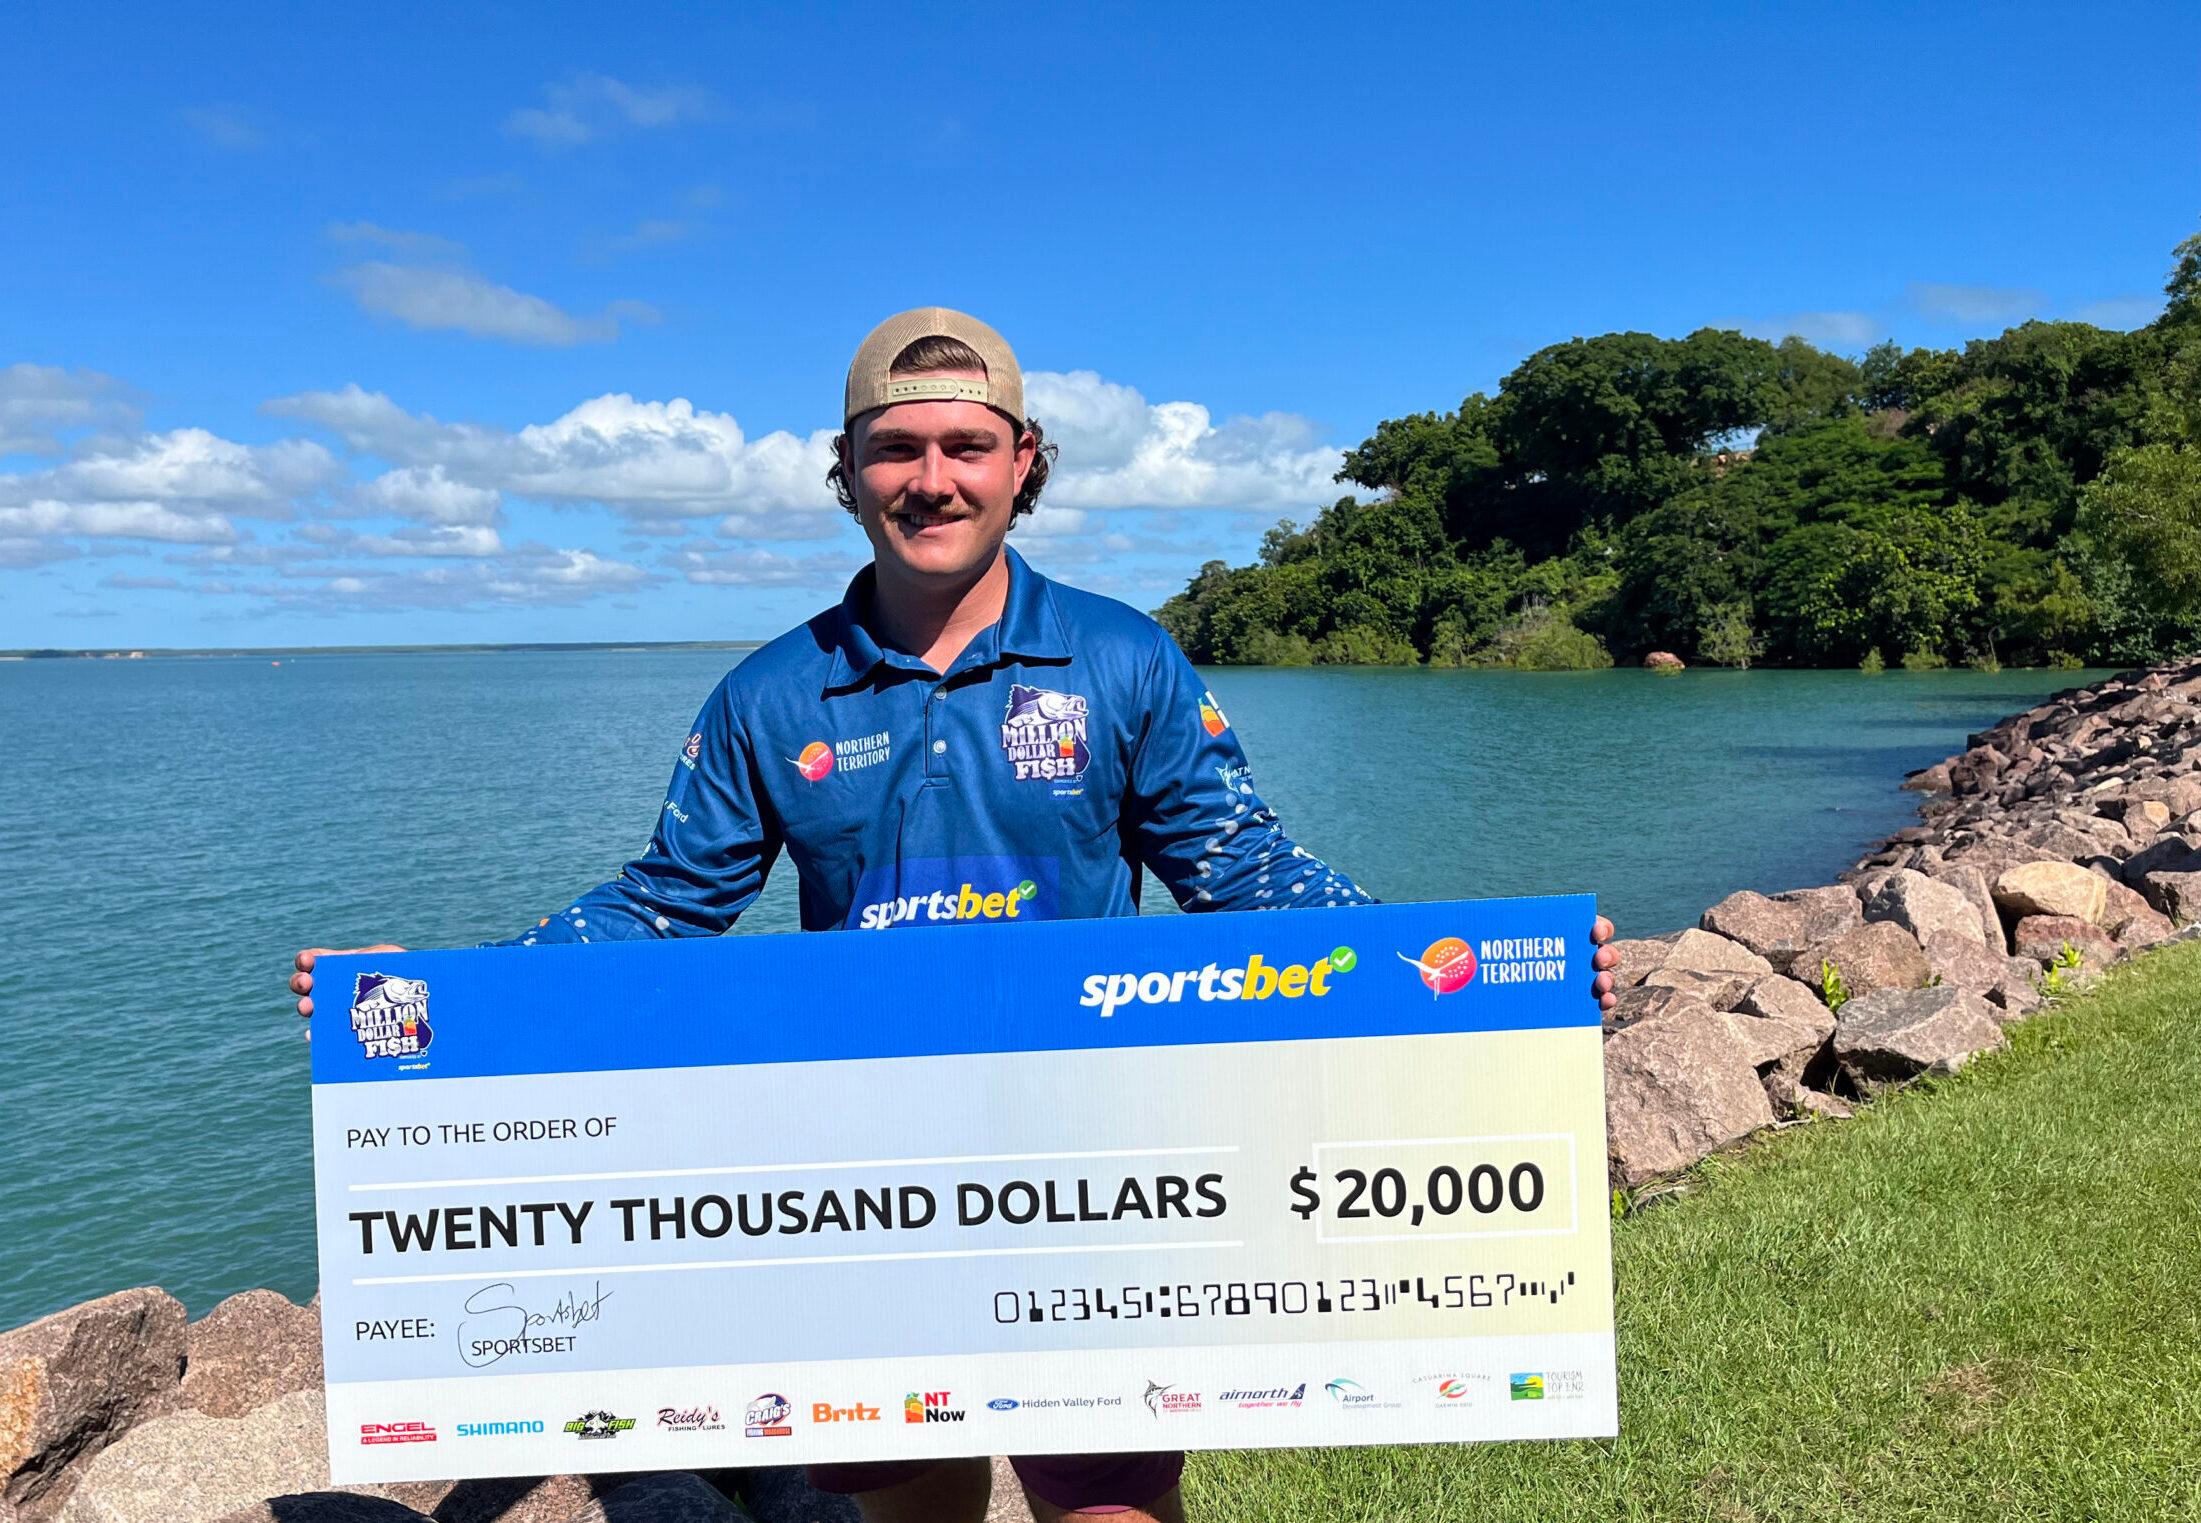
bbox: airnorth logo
[1398,937,1477,997]
[789,741,835,782]
[1080,946,1355,1018]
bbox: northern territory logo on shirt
[1001,684,1090,783]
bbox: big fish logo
[1397,937,1477,997]
[351,973,432,1059]
[1000,685,1090,783]
[789,741,835,782]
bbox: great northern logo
[1000,684,1090,783]
[350,973,432,1060]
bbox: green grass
[1189,941,2201,1521]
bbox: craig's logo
[1081,946,1356,1018]
[1000,684,1090,782]
[350,973,432,1060]
[744,1393,792,1437]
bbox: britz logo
[904,1390,966,1424]
[744,1393,792,1438]
[1081,946,1355,1017]
[360,1421,436,1445]
[349,973,431,1059]
[811,1401,881,1423]
[1000,684,1089,782]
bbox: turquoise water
[0,653,2098,1327]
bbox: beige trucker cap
[844,306,1023,427]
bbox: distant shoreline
[0,640,764,660]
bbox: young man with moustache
[292,307,1620,1522]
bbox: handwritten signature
[457,1280,613,1368]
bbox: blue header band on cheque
[313,894,1597,1085]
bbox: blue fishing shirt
[502,547,1372,945]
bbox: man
[293,308,1619,1521]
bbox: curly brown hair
[827,336,1057,524]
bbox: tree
[1698,601,1765,668]
[2074,442,2201,657]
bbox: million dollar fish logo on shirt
[1000,684,1091,783]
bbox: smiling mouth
[890,509,966,529]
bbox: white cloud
[1736,311,1884,349]
[669,544,858,587]
[1909,283,2044,326]
[179,103,263,151]
[505,74,714,148]
[339,263,658,346]
[6,429,335,514]
[270,386,843,523]
[1027,371,1343,511]
[326,222,469,263]
[301,523,505,558]
[355,465,503,525]
[0,499,238,543]
[0,364,141,454]
[608,219,693,253]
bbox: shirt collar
[823,545,1072,694]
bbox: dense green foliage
[1189,941,2201,1520]
[1159,227,2201,668]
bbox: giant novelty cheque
[312,895,1617,1482]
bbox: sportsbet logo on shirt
[1081,946,1357,1018]
[857,877,1041,930]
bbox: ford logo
[987,1399,1018,1411]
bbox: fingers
[1591,915,1614,946]
[297,995,314,1019]
[1592,945,1617,972]
[1593,971,1613,999]
[1598,991,1616,1012]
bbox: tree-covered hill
[1157,226,2201,670]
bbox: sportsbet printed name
[857,879,1039,929]
[1079,947,1356,1018]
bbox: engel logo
[857,878,1039,930]
[1080,946,1356,1018]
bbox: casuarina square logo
[350,973,431,1059]
[1000,684,1090,782]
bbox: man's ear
[1011,426,1037,495]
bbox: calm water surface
[0,653,2100,1325]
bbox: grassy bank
[1188,942,2201,1521]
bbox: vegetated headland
[1158,223,2201,672]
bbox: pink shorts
[806,1452,1183,1512]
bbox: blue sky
[3,1,2197,648]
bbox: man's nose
[911,444,954,501]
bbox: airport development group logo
[1397,937,1478,997]
[1000,684,1090,783]
[349,973,432,1060]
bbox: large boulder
[1604,936,1679,991]
[1660,928,1773,978]
[1918,931,2041,1020]
[1799,921,1931,1004]
[2137,863,2201,924]
[1605,981,1706,1029]
[1921,863,2004,949]
[1602,1008,1775,1187]
[1992,861,2108,927]
[1637,967,1757,1008]
[2097,878,2176,949]
[1700,887,1860,974]
[2116,833,2201,884]
[1833,986,2007,1089]
[56,1388,328,1523]
[180,1292,322,1419]
[1,1288,186,1523]
[2012,914,2122,970]
[1863,869,1989,947]
[553,1472,746,1523]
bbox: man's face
[845,368,1035,585]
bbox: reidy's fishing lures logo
[350,973,432,1060]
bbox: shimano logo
[1079,947,1356,1018]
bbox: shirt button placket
[926,683,949,779]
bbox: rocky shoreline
[10,662,2201,1523]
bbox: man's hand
[291,946,405,1020]
[1591,914,1617,1013]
